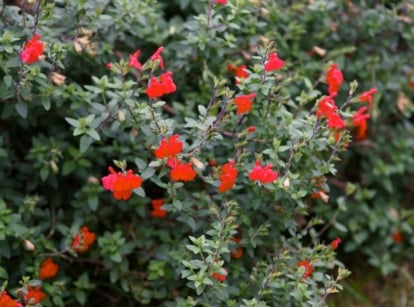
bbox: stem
[317,208,340,237]
[32,0,42,36]
[206,0,215,30]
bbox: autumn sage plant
[3,0,412,306]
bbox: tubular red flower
[154,134,183,159]
[353,106,370,141]
[39,257,59,280]
[359,88,378,110]
[0,291,22,307]
[230,237,243,259]
[129,49,143,70]
[150,46,165,70]
[101,167,142,200]
[215,0,228,5]
[228,64,249,84]
[146,71,176,99]
[234,93,256,115]
[150,199,167,218]
[72,226,96,253]
[392,231,403,243]
[249,160,278,184]
[316,95,344,131]
[326,63,343,95]
[168,158,197,182]
[212,269,227,281]
[297,259,313,279]
[331,237,341,250]
[264,52,285,72]
[327,112,345,130]
[24,286,47,305]
[218,161,238,193]
[20,34,44,64]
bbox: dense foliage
[0,0,413,306]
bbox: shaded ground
[328,258,414,307]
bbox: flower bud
[24,239,35,251]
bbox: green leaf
[65,117,81,128]
[86,129,101,141]
[79,135,93,153]
[15,102,27,118]
[0,267,9,279]
[4,75,12,87]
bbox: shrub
[0,0,412,306]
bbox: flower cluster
[153,134,183,159]
[234,93,256,115]
[297,259,313,279]
[20,34,44,64]
[72,226,96,253]
[39,257,59,280]
[218,161,238,193]
[249,160,278,184]
[150,199,167,218]
[101,167,142,200]
[146,71,177,99]
[264,52,285,72]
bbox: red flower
[410,81,414,89]
[0,291,22,307]
[129,49,143,71]
[146,71,176,99]
[353,106,370,140]
[234,93,256,115]
[316,95,337,118]
[150,46,165,70]
[228,64,249,84]
[326,63,343,95]
[297,259,313,279]
[249,160,278,184]
[39,257,59,280]
[264,52,285,72]
[316,95,344,131]
[154,134,183,159]
[101,167,142,200]
[230,237,243,259]
[359,88,378,110]
[218,161,238,193]
[212,270,227,281]
[106,63,112,70]
[331,237,341,250]
[150,199,167,218]
[247,126,256,133]
[168,158,197,181]
[24,286,47,305]
[215,0,227,4]
[20,34,44,64]
[327,112,345,130]
[72,226,96,253]
[392,231,403,244]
